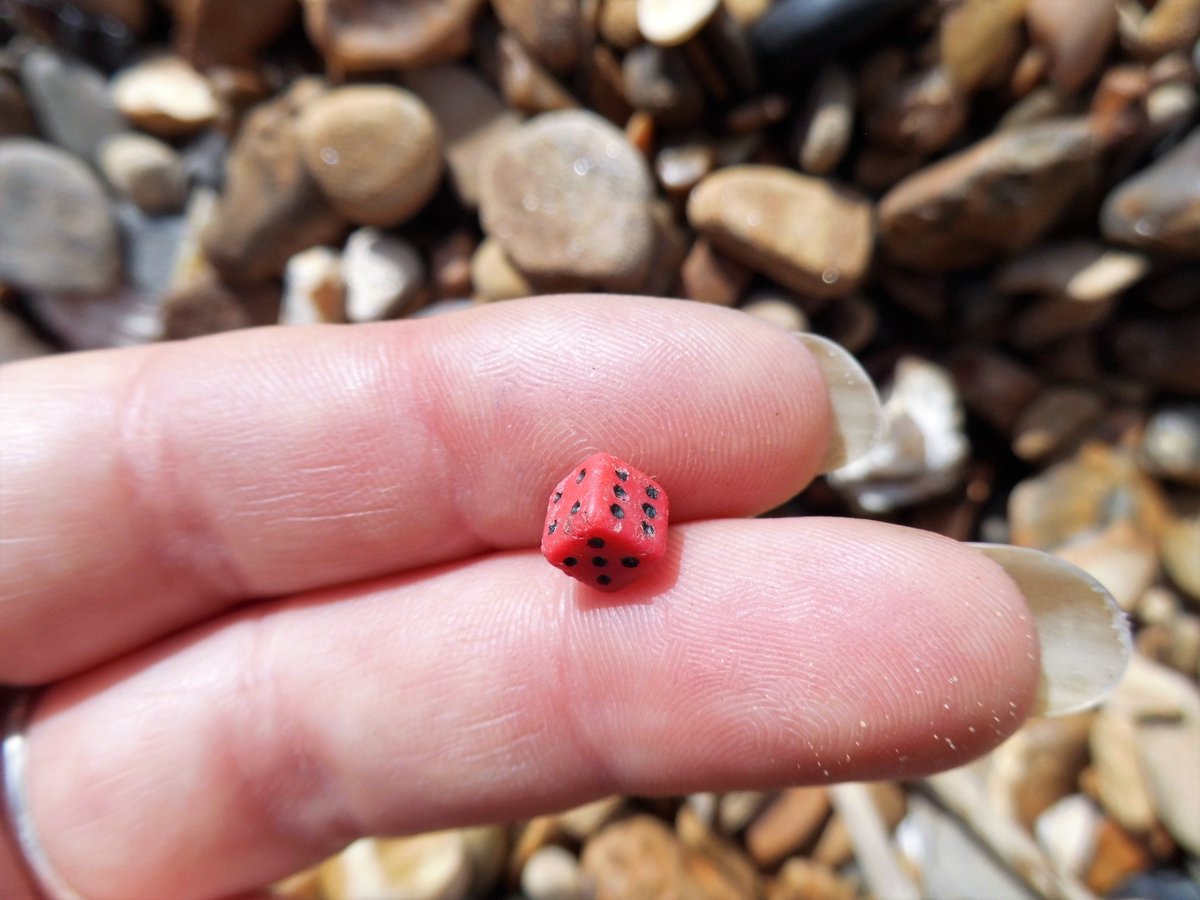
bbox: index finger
[0,295,878,683]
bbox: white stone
[638,0,720,45]
[281,246,344,325]
[342,228,425,322]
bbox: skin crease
[0,296,1040,899]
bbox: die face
[541,452,669,592]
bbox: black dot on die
[613,484,628,500]
[548,521,557,534]
[642,503,657,519]
[576,468,586,483]
[563,557,577,567]
[597,574,612,586]
[553,491,562,503]
[588,537,605,548]
[571,500,580,514]
[616,468,629,481]
[592,556,608,567]
[642,521,655,537]
[621,557,639,568]
[610,504,624,518]
[646,486,659,499]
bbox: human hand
[0,295,1109,899]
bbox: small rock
[478,110,656,292]
[792,64,855,176]
[724,94,790,134]
[0,139,121,294]
[811,781,907,868]
[98,133,189,215]
[298,85,443,227]
[202,79,347,286]
[938,0,1028,92]
[948,348,1042,435]
[1027,0,1118,92]
[110,55,219,138]
[879,119,1097,271]
[1121,0,1200,60]
[0,309,55,364]
[740,293,810,333]
[497,30,578,114]
[680,239,751,305]
[30,286,162,349]
[768,857,856,900]
[827,356,970,513]
[865,64,969,156]
[493,0,584,73]
[687,165,873,299]
[403,65,523,209]
[580,816,688,900]
[675,804,763,899]
[1138,612,1200,675]
[623,45,705,128]
[342,228,425,322]
[655,140,716,198]
[1111,314,1200,396]
[1010,294,1117,350]
[744,787,831,868]
[159,268,255,339]
[1091,709,1160,833]
[717,791,771,836]
[510,816,567,880]
[986,713,1094,831]
[1101,128,1200,258]
[1034,793,1102,878]
[556,797,626,841]
[18,46,124,162]
[321,833,472,900]
[1011,386,1105,462]
[1086,817,1156,895]
[470,237,532,302]
[459,826,509,897]
[0,76,35,138]
[993,240,1149,302]
[638,0,720,46]
[165,0,297,68]
[301,0,484,74]
[280,246,344,325]
[1141,405,1200,487]
[585,43,635,125]
[1162,511,1200,602]
[522,845,583,900]
[430,229,477,300]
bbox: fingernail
[794,333,884,473]
[971,543,1132,717]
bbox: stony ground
[1,0,1198,898]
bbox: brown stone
[478,110,655,291]
[430,229,477,300]
[687,165,873,299]
[1086,817,1153,895]
[497,31,578,114]
[865,65,969,156]
[878,119,1097,271]
[939,0,1029,92]
[586,44,635,126]
[680,239,751,305]
[623,45,705,128]
[98,133,189,216]
[0,76,36,139]
[557,797,626,841]
[280,246,344,325]
[675,804,762,899]
[947,348,1042,434]
[493,0,584,74]
[1111,314,1200,396]
[1089,64,1151,147]
[1122,0,1200,60]
[598,0,641,49]
[580,816,688,900]
[164,0,298,68]
[0,309,55,364]
[993,239,1149,302]
[1101,129,1200,259]
[470,237,533,302]
[202,80,347,286]
[744,787,832,869]
[793,64,854,176]
[301,0,483,75]
[811,782,907,869]
[767,858,857,900]
[1011,386,1105,462]
[1027,0,1117,92]
[298,85,443,227]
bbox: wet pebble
[110,54,219,138]
[792,64,855,175]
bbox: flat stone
[18,46,124,161]
[1026,0,1117,92]
[638,0,719,46]
[993,240,1149,301]
[1011,386,1105,462]
[687,165,873,299]
[947,348,1041,434]
[793,64,854,175]
[865,64,969,156]
[478,110,655,292]
[403,65,523,209]
[770,858,856,900]
[1101,128,1200,258]
[581,816,688,900]
[680,239,751,305]
[301,0,484,75]
[496,30,578,114]
[599,0,641,49]
[878,119,1097,271]
[521,845,582,900]
[0,139,120,294]
[1090,710,1159,834]
[98,133,189,215]
[1054,519,1159,611]
[110,55,219,138]
[623,44,705,128]
[280,246,344,325]
[342,228,425,321]
[164,0,298,68]
[1162,511,1200,602]
[493,0,584,73]
[938,0,1028,92]
[744,787,831,868]
[298,85,443,227]
[430,228,476,300]
[470,237,532,302]
[202,79,347,285]
[320,833,472,900]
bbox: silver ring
[3,691,85,900]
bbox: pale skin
[0,296,1040,899]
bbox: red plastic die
[541,452,669,591]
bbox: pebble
[1026,0,1118,92]
[320,833,471,900]
[814,293,879,354]
[623,45,705,128]
[1111,314,1200,396]
[580,816,688,900]
[768,857,856,900]
[717,791,771,836]
[993,239,1149,302]
[1034,793,1102,879]
[1162,512,1200,602]
[430,229,476,300]
[865,64,969,156]
[687,165,873,299]
[496,31,578,114]
[985,713,1093,830]
[1141,405,1200,487]
[1091,710,1160,833]
[403,65,523,209]
[0,76,35,138]
[167,0,296,67]
[638,0,720,46]
[654,139,716,198]
[0,309,54,364]
[109,55,219,138]
[1055,520,1159,611]
[469,237,533,301]
[18,46,124,162]
[458,826,509,897]
[792,64,854,175]
[202,79,347,285]
[0,139,121,294]
[556,797,626,841]
[1121,0,1200,60]
[98,133,189,215]
[493,0,583,73]
[342,228,425,322]
[585,43,635,125]
[1087,816,1156,895]
[599,0,641,49]
[948,348,1042,435]
[521,845,584,900]
[1101,128,1200,258]
[811,782,907,868]
[301,0,483,74]
[744,787,831,868]
[879,119,1097,271]
[280,246,344,325]
[1011,386,1105,463]
[680,239,751,305]
[298,85,443,227]
[675,804,763,899]
[1139,612,1200,675]
[740,293,810,333]
[30,286,164,349]
[478,110,656,292]
[938,0,1027,92]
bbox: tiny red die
[541,452,669,591]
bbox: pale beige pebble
[1027,0,1117,92]
[297,85,443,227]
[1091,710,1160,833]
[493,0,585,73]
[1122,0,1200,59]
[638,0,720,46]
[1054,520,1160,612]
[110,55,219,138]
[403,65,523,209]
[98,133,189,215]
[1010,44,1050,97]
[300,0,484,75]
[1034,793,1102,878]
[1140,405,1200,487]
[739,294,809,333]
[497,30,579,114]
[676,803,763,899]
[1136,585,1183,626]
[993,240,1149,302]
[865,64,969,156]
[623,44,705,128]
[1146,81,1200,139]
[1011,386,1105,463]
[164,0,298,68]
[511,815,567,879]
[947,348,1042,435]
[556,797,626,841]
[320,833,471,900]
[342,227,425,322]
[717,791,771,836]
[599,0,642,48]
[478,110,656,292]
[793,64,855,175]
[687,165,873,299]
[655,139,716,198]
[878,118,1097,272]
[680,238,751,305]
[521,845,583,900]
[744,787,832,869]
[470,237,533,301]
[767,857,857,900]
[0,308,55,364]
[939,0,1030,92]
[811,782,907,869]
[1101,128,1200,259]
[580,815,688,900]
[280,245,344,325]
[1163,512,1200,602]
